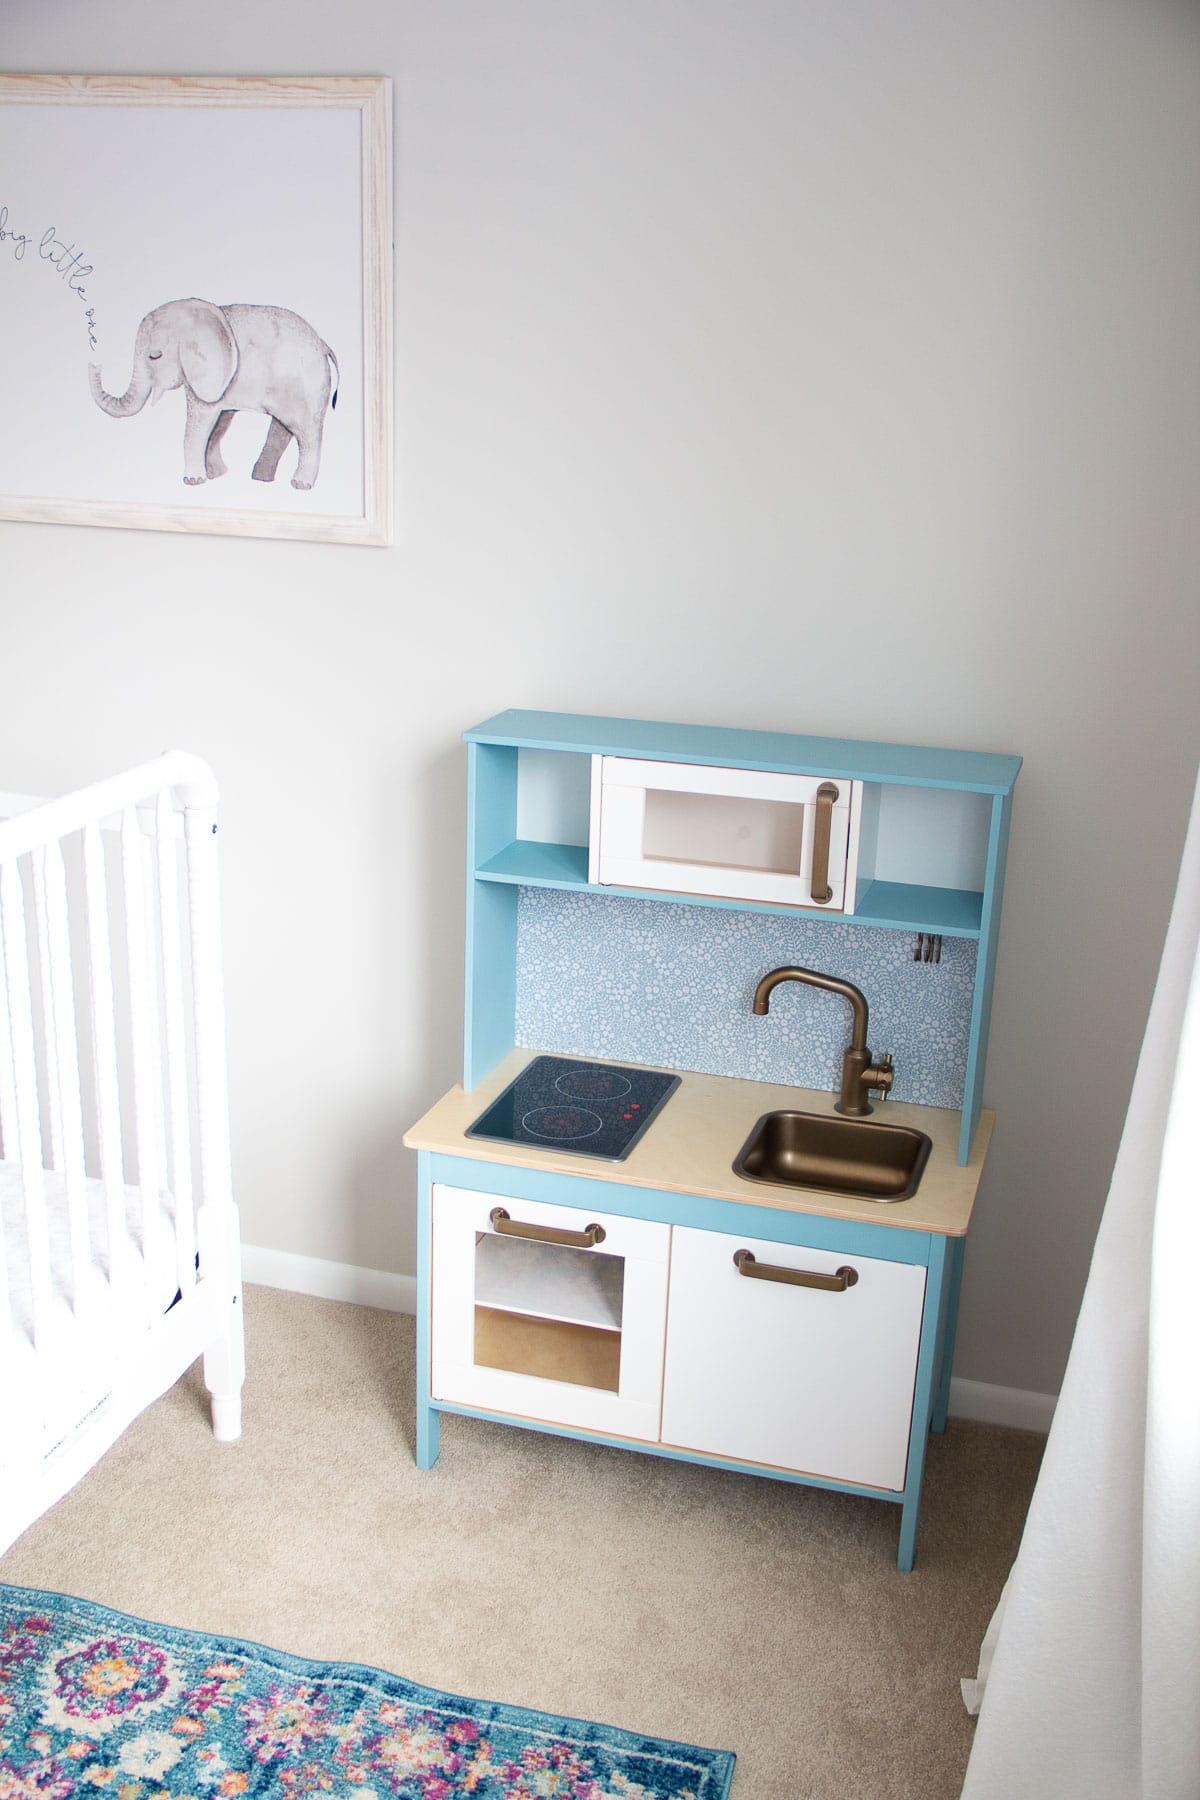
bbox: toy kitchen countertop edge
[403,1047,991,1238]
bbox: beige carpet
[0,1285,1042,1798]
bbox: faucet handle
[871,1052,894,1100]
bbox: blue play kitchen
[404,709,1020,1568]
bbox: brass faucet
[753,965,894,1117]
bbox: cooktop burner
[466,1056,680,1161]
[555,1068,632,1103]
[520,1104,605,1142]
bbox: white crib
[0,753,244,1556]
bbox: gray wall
[3,0,1198,1400]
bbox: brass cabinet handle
[733,1248,859,1291]
[488,1206,607,1249]
[809,781,840,904]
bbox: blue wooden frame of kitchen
[413,709,1018,1571]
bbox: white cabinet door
[589,756,862,912]
[431,1184,670,1440]
[660,1224,926,1491]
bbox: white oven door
[431,1184,670,1441]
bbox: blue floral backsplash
[514,888,978,1108]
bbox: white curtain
[961,770,1200,1800]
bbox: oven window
[473,1231,625,1392]
[642,788,805,875]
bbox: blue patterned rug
[0,1586,734,1800]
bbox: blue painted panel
[514,888,977,1109]
[425,1151,938,1266]
[414,1152,440,1469]
[897,1232,953,1570]
[464,710,1022,794]
[468,742,518,865]
[958,791,1013,1162]
[464,742,520,1086]
[932,1235,966,1434]
[464,881,517,1087]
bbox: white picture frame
[0,74,393,545]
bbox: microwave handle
[810,782,840,904]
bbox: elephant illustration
[89,298,339,490]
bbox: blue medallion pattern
[0,1587,734,1800]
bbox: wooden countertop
[403,1050,991,1237]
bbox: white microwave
[588,755,863,913]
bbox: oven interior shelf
[474,1231,625,1332]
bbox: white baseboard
[242,1246,1056,1436]
[241,1245,417,1315]
[948,1377,1056,1434]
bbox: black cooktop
[465,1056,680,1161]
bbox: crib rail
[0,753,232,1357]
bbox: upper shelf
[465,709,1022,796]
[474,839,985,937]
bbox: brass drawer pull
[733,1248,859,1291]
[489,1206,607,1249]
[810,782,840,904]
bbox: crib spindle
[183,801,243,1428]
[156,790,195,1296]
[141,828,170,1221]
[121,804,162,1297]
[0,856,55,1348]
[0,900,13,1323]
[31,848,64,1175]
[82,819,129,1289]
[0,894,17,1164]
[40,835,93,1315]
[184,807,234,1217]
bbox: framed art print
[0,75,393,544]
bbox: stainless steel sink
[733,1109,932,1202]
